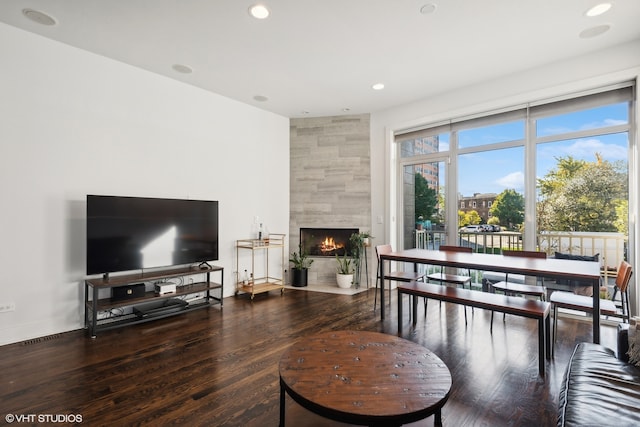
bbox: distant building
[402,135,440,188]
[459,193,497,223]
[398,135,443,243]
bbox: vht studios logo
[5,413,83,423]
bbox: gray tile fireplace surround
[289,114,372,289]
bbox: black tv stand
[199,261,212,270]
[85,265,223,338]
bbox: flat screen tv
[86,195,219,275]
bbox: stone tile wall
[289,114,372,285]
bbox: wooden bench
[397,281,551,376]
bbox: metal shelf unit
[236,234,286,299]
[85,265,223,337]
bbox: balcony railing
[415,230,521,252]
[415,229,627,271]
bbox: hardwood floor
[0,288,618,426]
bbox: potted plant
[289,244,313,287]
[335,252,354,288]
[348,231,373,288]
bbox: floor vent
[21,333,63,346]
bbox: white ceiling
[1,1,639,118]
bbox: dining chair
[426,245,473,289]
[426,245,473,323]
[490,250,547,331]
[374,244,425,310]
[609,268,632,323]
[550,260,633,356]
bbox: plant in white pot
[335,252,354,288]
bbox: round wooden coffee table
[278,330,451,426]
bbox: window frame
[393,83,635,250]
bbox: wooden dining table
[379,249,603,343]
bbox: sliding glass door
[401,161,446,250]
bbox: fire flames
[320,236,344,254]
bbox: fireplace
[300,228,358,257]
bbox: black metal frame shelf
[85,265,224,337]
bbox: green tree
[433,189,446,224]
[537,156,585,231]
[487,216,500,226]
[490,189,524,230]
[458,210,467,227]
[414,173,438,222]
[459,210,481,227]
[466,210,482,226]
[537,154,627,232]
[537,156,586,197]
[614,200,629,235]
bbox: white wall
[370,39,640,311]
[0,23,290,345]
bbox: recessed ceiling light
[372,83,385,91]
[585,3,612,17]
[301,110,310,115]
[249,4,270,19]
[172,64,193,74]
[253,95,269,102]
[420,4,437,15]
[22,8,56,26]
[579,24,611,39]
[342,108,351,112]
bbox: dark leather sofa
[558,324,640,426]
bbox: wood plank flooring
[0,288,618,426]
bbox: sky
[455,102,629,196]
